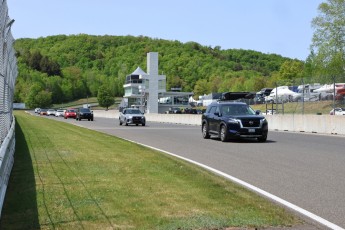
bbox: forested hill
[13,34,303,108]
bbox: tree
[25,83,52,108]
[167,75,184,90]
[40,56,61,76]
[85,70,102,96]
[61,80,73,102]
[45,76,63,103]
[231,76,246,91]
[193,79,210,98]
[28,50,42,71]
[35,91,53,108]
[244,76,267,92]
[278,60,304,84]
[14,34,295,104]
[209,75,222,93]
[97,85,114,110]
[310,0,345,81]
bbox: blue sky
[7,0,324,60]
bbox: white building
[122,52,193,113]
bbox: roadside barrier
[93,110,345,136]
[0,116,15,216]
[266,114,345,135]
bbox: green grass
[0,111,301,229]
[53,97,122,110]
[52,97,98,109]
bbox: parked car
[165,107,182,114]
[183,108,198,114]
[64,109,77,119]
[329,108,345,115]
[119,108,145,126]
[255,88,273,104]
[335,88,345,100]
[76,108,94,121]
[47,109,56,116]
[264,109,276,115]
[55,109,65,117]
[201,100,268,142]
[39,109,48,116]
[35,108,41,113]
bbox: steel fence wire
[0,0,17,218]
[0,0,17,144]
[259,75,345,115]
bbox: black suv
[76,108,94,121]
[201,100,268,142]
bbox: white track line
[123,137,344,230]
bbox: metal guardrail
[0,0,18,217]
[0,116,15,216]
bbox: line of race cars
[35,107,94,121]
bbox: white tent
[265,86,298,102]
[188,96,197,103]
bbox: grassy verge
[52,97,98,109]
[0,111,301,229]
[52,97,122,110]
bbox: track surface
[44,114,345,228]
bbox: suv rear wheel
[202,123,210,139]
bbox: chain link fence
[0,0,17,143]
[255,75,345,115]
[0,0,17,217]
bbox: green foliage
[97,85,115,109]
[310,0,345,81]
[193,79,210,97]
[278,60,304,85]
[23,50,61,76]
[14,34,302,107]
[25,83,52,108]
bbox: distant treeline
[13,34,305,108]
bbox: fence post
[332,76,336,115]
[302,78,305,115]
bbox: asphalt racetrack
[44,114,345,229]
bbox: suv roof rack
[219,92,255,101]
